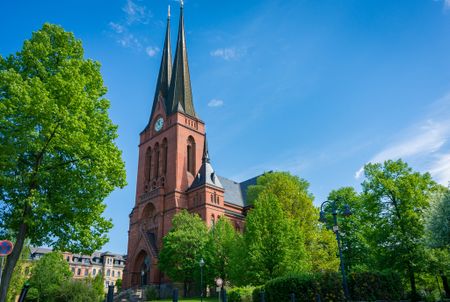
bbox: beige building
[30,247,126,292]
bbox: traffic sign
[215,277,223,287]
[0,240,13,256]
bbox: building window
[162,138,168,175]
[211,214,215,227]
[112,270,115,277]
[145,147,152,182]
[84,269,88,276]
[118,271,121,278]
[154,143,160,178]
[187,136,196,175]
[71,267,75,273]
[107,269,110,277]
[93,268,96,275]
[77,268,81,276]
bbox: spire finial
[168,5,170,18]
[202,135,210,163]
[180,0,184,8]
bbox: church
[123,4,261,289]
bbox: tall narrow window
[154,143,160,178]
[145,147,152,182]
[187,136,196,175]
[162,138,168,175]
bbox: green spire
[148,7,172,127]
[166,3,197,118]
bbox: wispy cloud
[446,0,450,9]
[210,47,246,60]
[355,93,450,184]
[145,46,160,57]
[123,0,152,25]
[109,22,142,49]
[208,99,224,107]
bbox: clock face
[154,117,164,132]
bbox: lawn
[158,298,219,302]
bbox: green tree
[158,210,209,296]
[361,159,439,300]
[115,278,122,292]
[243,192,308,285]
[0,23,126,299]
[27,251,72,302]
[6,245,30,302]
[327,187,370,272]
[55,278,104,302]
[247,172,338,273]
[207,217,240,286]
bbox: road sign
[215,277,223,287]
[0,240,13,256]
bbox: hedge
[228,286,255,302]
[347,271,403,301]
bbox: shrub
[252,286,264,302]
[348,271,403,301]
[144,285,158,301]
[263,272,344,302]
[228,286,254,302]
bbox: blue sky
[1,0,450,254]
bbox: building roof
[166,5,197,118]
[217,175,260,207]
[190,136,223,190]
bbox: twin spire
[149,3,196,125]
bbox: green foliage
[27,251,72,301]
[347,271,403,301]
[158,210,209,294]
[207,217,240,286]
[54,278,104,302]
[227,286,254,302]
[247,172,338,273]
[144,285,158,301]
[0,22,126,253]
[263,273,344,302]
[6,246,30,302]
[361,160,440,296]
[243,192,308,285]
[115,278,122,292]
[426,189,450,248]
[252,286,264,302]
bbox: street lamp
[199,258,205,302]
[319,200,352,300]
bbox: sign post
[0,240,14,285]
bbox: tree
[158,210,209,296]
[327,187,370,272]
[27,251,72,302]
[6,245,30,302]
[361,159,439,301]
[207,217,240,286]
[0,23,126,299]
[243,192,308,285]
[115,278,122,293]
[247,172,338,273]
[55,277,105,302]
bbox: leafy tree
[247,172,338,273]
[361,159,440,301]
[6,245,30,302]
[0,23,126,299]
[326,187,370,272]
[158,210,209,296]
[55,278,104,302]
[243,192,308,285]
[115,278,122,292]
[207,217,240,286]
[27,251,72,302]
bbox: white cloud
[109,22,142,49]
[145,46,160,57]
[208,99,224,107]
[109,22,125,34]
[354,93,450,185]
[446,0,450,9]
[123,0,151,25]
[210,47,246,60]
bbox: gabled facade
[123,4,261,289]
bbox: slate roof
[217,175,259,208]
[190,136,223,190]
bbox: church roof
[190,136,223,190]
[146,7,172,130]
[166,4,197,118]
[217,175,259,208]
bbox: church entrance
[134,250,151,287]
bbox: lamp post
[319,200,352,300]
[200,258,205,302]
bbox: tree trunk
[440,271,450,298]
[408,264,418,302]
[0,222,28,302]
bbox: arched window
[162,138,168,175]
[154,143,160,178]
[93,268,97,275]
[211,214,215,227]
[107,269,110,277]
[145,147,152,182]
[187,136,196,175]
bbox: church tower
[123,3,253,290]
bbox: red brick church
[123,4,260,289]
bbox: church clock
[154,117,164,132]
